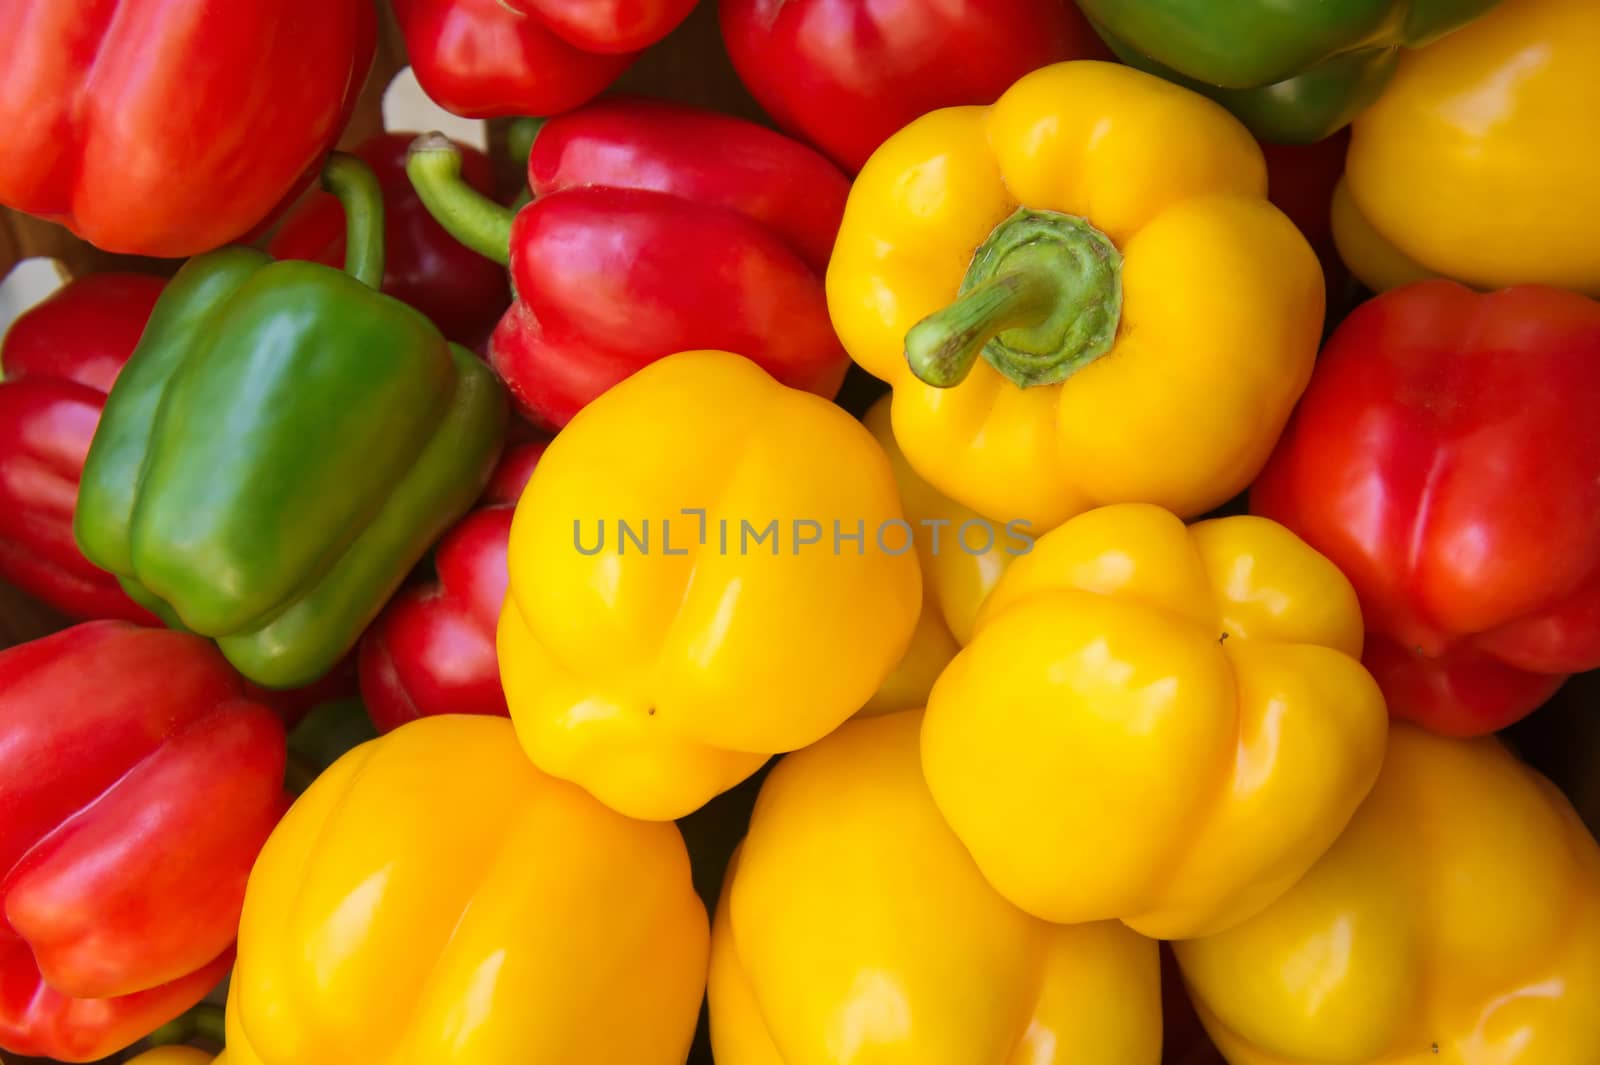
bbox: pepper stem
[284,697,379,796]
[320,152,386,290]
[407,132,514,266]
[904,208,1124,390]
[506,117,546,170]
[145,1002,227,1049]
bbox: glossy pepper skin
[0,0,374,257]
[0,273,163,622]
[498,350,922,821]
[828,61,1323,534]
[358,441,545,733]
[73,155,509,690]
[408,97,852,429]
[1252,283,1600,736]
[1175,724,1600,1064]
[711,710,1162,1065]
[269,133,510,348]
[224,714,708,1065]
[0,622,287,1063]
[1332,0,1600,297]
[857,395,1016,716]
[1077,0,1500,144]
[392,0,694,119]
[718,0,1107,172]
[923,504,1389,939]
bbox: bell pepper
[359,441,545,733]
[710,710,1162,1065]
[1333,0,1600,298]
[828,61,1324,534]
[857,394,1016,716]
[0,0,374,257]
[497,350,922,821]
[1076,0,1500,144]
[1174,724,1600,1064]
[407,97,852,429]
[0,273,163,622]
[922,503,1389,939]
[73,153,509,690]
[392,0,694,120]
[718,0,1108,172]
[1252,282,1600,736]
[0,621,287,1063]
[224,714,708,1065]
[268,132,510,348]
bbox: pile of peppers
[0,0,1597,1062]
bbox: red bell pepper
[717,0,1108,172]
[1253,281,1600,736]
[0,274,164,623]
[392,0,695,119]
[269,132,511,348]
[0,621,288,1063]
[406,97,852,428]
[0,0,375,258]
[358,441,544,732]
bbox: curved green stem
[904,208,1124,390]
[407,132,514,266]
[145,1002,227,1049]
[320,152,386,290]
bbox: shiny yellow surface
[498,350,922,821]
[126,1050,216,1065]
[827,61,1324,532]
[1175,725,1600,1065]
[921,504,1388,940]
[1340,0,1600,296]
[710,710,1161,1065]
[224,715,709,1065]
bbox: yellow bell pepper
[127,1050,219,1065]
[857,395,1015,715]
[1174,724,1600,1065]
[827,60,1324,533]
[497,350,922,821]
[710,710,1162,1065]
[223,715,709,1065]
[1335,0,1600,297]
[922,503,1389,940]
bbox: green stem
[284,696,379,795]
[407,132,515,266]
[320,152,386,290]
[506,116,546,170]
[903,207,1124,390]
[145,1002,227,1049]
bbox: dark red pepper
[1253,282,1600,736]
[717,0,1108,172]
[0,621,288,1062]
[0,0,375,257]
[0,274,164,623]
[358,441,544,732]
[392,0,694,119]
[406,97,852,429]
[269,132,511,348]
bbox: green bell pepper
[1075,0,1502,143]
[75,153,509,689]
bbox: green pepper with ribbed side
[74,153,508,689]
[1076,0,1502,143]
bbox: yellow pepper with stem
[1174,724,1600,1065]
[827,61,1324,533]
[223,715,708,1065]
[921,504,1389,940]
[498,350,922,820]
[1334,0,1600,297]
[858,395,1015,715]
[711,710,1162,1065]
